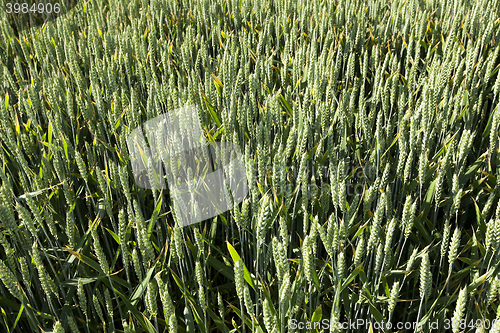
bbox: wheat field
[0,0,500,332]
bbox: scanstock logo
[126,105,248,227]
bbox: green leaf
[48,121,53,147]
[228,303,265,333]
[9,304,22,333]
[341,265,362,292]
[61,133,69,164]
[16,183,60,202]
[61,276,105,286]
[105,227,120,244]
[1,308,9,333]
[365,299,389,333]
[459,152,486,185]
[148,195,162,235]
[416,179,435,244]
[227,241,256,290]
[113,288,158,333]
[311,305,322,323]
[206,307,231,333]
[64,248,130,288]
[130,265,156,306]
[206,255,234,280]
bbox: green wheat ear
[52,321,64,333]
[0,260,22,301]
[448,228,462,268]
[451,288,468,333]
[420,252,432,303]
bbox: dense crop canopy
[0,0,499,332]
